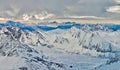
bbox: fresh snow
[0,21,120,70]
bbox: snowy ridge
[0,27,65,70]
[0,21,120,70]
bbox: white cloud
[0,0,119,19]
[22,11,55,20]
[107,6,120,13]
[114,0,120,4]
[67,16,105,19]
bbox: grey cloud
[0,0,120,19]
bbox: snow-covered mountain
[0,21,120,70]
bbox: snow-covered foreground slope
[0,21,120,70]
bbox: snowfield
[0,21,120,70]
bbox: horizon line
[0,19,120,24]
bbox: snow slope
[0,21,120,70]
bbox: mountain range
[0,21,120,70]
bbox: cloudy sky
[0,0,120,20]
